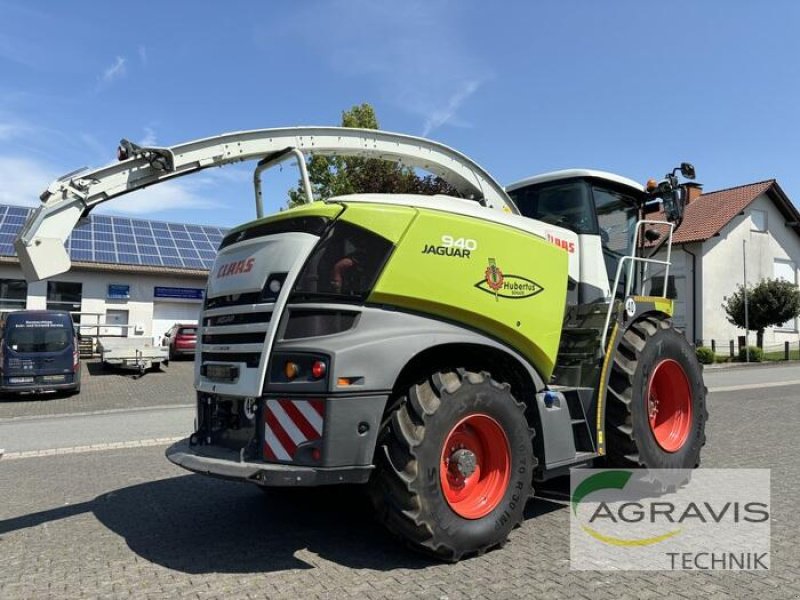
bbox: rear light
[271,354,329,384]
[311,360,326,379]
[73,343,79,372]
[284,361,300,380]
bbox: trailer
[96,337,168,374]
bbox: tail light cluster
[270,353,329,384]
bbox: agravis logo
[570,469,771,571]
[572,470,681,547]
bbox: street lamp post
[743,239,750,362]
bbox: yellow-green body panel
[338,204,417,242]
[367,207,568,379]
[236,201,569,380]
[632,296,674,317]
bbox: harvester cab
[14,128,706,561]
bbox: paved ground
[0,363,798,598]
[0,359,195,420]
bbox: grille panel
[203,332,267,345]
[201,352,261,368]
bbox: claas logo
[547,233,575,254]
[217,257,255,278]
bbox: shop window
[0,278,27,310]
[47,281,82,323]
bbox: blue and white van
[0,310,81,395]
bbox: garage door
[152,302,201,344]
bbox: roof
[669,180,789,244]
[506,169,645,194]
[0,204,226,273]
[328,193,555,240]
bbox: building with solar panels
[0,204,225,343]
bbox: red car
[163,323,197,360]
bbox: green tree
[287,103,455,207]
[723,278,800,348]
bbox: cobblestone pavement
[1,386,798,599]
[0,358,195,419]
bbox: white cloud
[0,155,58,206]
[140,126,157,146]
[0,120,32,141]
[422,80,481,137]
[0,152,224,217]
[263,0,489,137]
[96,181,219,215]
[101,56,127,84]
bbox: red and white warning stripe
[263,398,325,462]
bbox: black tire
[369,369,535,561]
[606,315,708,470]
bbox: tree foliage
[287,103,456,207]
[723,278,800,347]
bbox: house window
[47,281,82,323]
[0,278,27,310]
[751,209,767,232]
[648,275,678,299]
[774,259,797,331]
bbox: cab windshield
[509,181,594,234]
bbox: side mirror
[680,162,696,180]
[663,188,686,224]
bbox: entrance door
[152,302,200,344]
[106,309,129,338]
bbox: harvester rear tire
[369,369,534,561]
[606,315,708,470]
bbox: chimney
[685,182,703,204]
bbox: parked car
[162,323,197,360]
[0,310,80,395]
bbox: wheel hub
[448,448,477,478]
[439,414,511,520]
[648,392,659,420]
[646,359,693,453]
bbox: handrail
[600,219,675,350]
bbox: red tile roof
[670,179,776,243]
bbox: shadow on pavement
[85,361,167,379]
[0,472,570,573]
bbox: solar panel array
[0,204,226,271]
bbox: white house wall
[0,263,207,341]
[701,193,800,348]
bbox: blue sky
[2,1,800,227]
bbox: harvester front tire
[606,316,707,470]
[370,369,534,561]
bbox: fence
[701,338,800,362]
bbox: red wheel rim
[647,359,693,452]
[439,414,511,519]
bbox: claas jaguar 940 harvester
[15,127,707,560]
